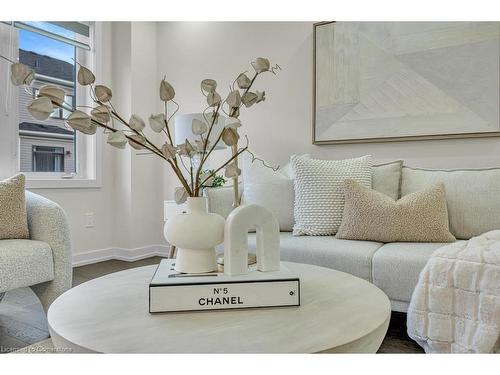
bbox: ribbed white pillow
[241,156,294,231]
[291,154,373,236]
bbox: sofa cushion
[204,183,243,219]
[336,180,455,243]
[291,154,373,236]
[372,160,403,200]
[401,166,500,239]
[235,158,402,231]
[372,242,464,305]
[0,174,29,240]
[246,232,383,281]
[0,239,54,293]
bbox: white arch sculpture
[224,204,280,276]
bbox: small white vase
[164,197,225,273]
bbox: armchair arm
[26,191,72,312]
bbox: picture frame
[313,21,500,144]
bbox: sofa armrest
[204,183,243,219]
[25,191,72,311]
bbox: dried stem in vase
[3,54,280,203]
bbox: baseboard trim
[72,244,170,267]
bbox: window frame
[32,145,65,172]
[0,22,103,189]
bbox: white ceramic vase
[164,197,225,273]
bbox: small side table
[164,200,187,259]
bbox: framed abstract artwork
[313,22,500,144]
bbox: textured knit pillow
[291,155,372,236]
[0,174,29,239]
[336,180,456,243]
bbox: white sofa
[206,162,500,312]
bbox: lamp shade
[174,113,226,150]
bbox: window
[0,21,101,188]
[19,25,77,173]
[62,95,74,118]
[32,145,65,172]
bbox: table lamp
[175,113,226,173]
[174,113,226,150]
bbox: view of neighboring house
[18,49,76,173]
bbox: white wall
[32,22,115,255]
[156,21,500,202]
[29,22,168,256]
[9,21,499,258]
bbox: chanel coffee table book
[149,259,300,313]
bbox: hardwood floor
[0,257,423,354]
[378,312,424,353]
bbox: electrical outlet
[85,213,95,228]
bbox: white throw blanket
[407,230,500,353]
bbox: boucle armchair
[0,191,72,312]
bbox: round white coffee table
[48,262,391,353]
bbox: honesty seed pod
[241,92,258,108]
[236,73,251,89]
[27,97,53,121]
[225,162,241,178]
[95,85,112,102]
[67,110,97,135]
[128,134,146,150]
[129,114,146,131]
[38,85,65,106]
[226,90,241,108]
[149,113,166,133]
[160,79,175,101]
[77,66,95,86]
[162,143,177,159]
[192,119,208,135]
[251,57,270,73]
[91,105,111,123]
[107,131,128,149]
[174,187,188,204]
[178,139,195,157]
[10,63,35,86]
[207,91,221,107]
[222,127,239,146]
[201,79,217,93]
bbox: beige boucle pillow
[0,174,29,239]
[336,180,455,243]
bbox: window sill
[26,177,102,189]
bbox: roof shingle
[19,49,74,82]
[19,122,74,136]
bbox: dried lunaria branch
[245,149,280,172]
[3,54,279,202]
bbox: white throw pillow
[291,154,373,236]
[241,156,294,231]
